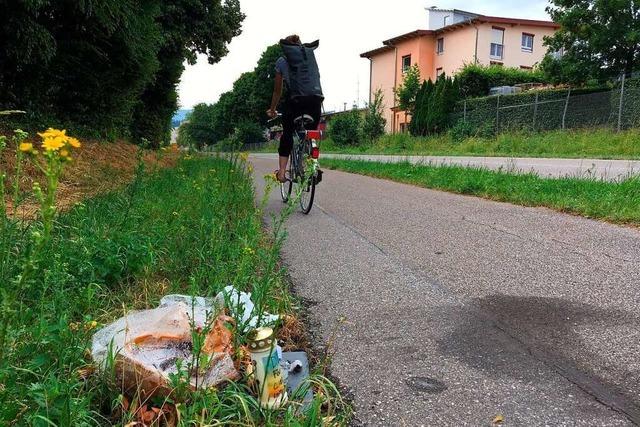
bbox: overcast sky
[177,0,551,113]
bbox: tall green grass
[323,158,640,225]
[318,128,640,160]
[0,155,349,425]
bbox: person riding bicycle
[267,35,324,183]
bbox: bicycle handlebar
[267,112,282,124]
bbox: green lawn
[1,155,348,425]
[323,158,640,226]
[317,128,640,160]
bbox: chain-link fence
[451,75,640,134]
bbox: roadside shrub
[449,120,474,142]
[457,64,546,98]
[329,110,362,146]
[362,89,386,142]
[411,75,460,136]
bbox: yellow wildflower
[84,320,98,331]
[243,247,255,255]
[42,137,66,152]
[240,152,249,162]
[19,142,34,153]
[38,128,67,140]
[60,149,70,158]
[67,137,81,148]
[69,322,81,331]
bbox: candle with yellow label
[247,327,288,408]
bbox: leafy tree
[0,0,244,146]
[362,89,387,141]
[544,0,640,83]
[182,103,218,149]
[0,1,162,138]
[394,65,421,115]
[131,0,245,147]
[329,111,362,146]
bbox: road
[250,155,640,426]
[251,153,640,182]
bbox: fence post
[532,92,539,131]
[496,95,500,133]
[561,89,571,130]
[617,73,626,132]
[463,100,467,123]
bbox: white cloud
[177,0,551,112]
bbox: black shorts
[279,96,322,157]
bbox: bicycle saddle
[293,114,315,126]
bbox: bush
[329,110,362,146]
[449,120,474,142]
[362,89,386,142]
[411,75,459,136]
[457,64,546,98]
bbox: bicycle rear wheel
[296,141,316,214]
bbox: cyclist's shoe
[275,169,287,183]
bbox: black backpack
[279,39,324,101]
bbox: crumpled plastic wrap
[91,288,280,399]
[91,298,236,399]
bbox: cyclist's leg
[278,108,294,183]
[305,97,323,131]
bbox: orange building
[361,9,560,133]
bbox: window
[520,65,533,70]
[490,27,504,59]
[436,67,444,77]
[402,55,411,73]
[436,38,444,54]
[522,33,534,52]
[443,15,450,26]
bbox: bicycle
[270,113,322,214]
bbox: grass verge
[1,154,349,425]
[323,158,640,226]
[317,128,640,160]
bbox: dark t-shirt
[275,56,290,89]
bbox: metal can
[246,327,288,408]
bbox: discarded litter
[91,298,237,399]
[91,288,303,406]
[220,285,279,330]
[247,327,288,408]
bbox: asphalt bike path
[250,155,639,426]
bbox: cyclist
[267,35,324,183]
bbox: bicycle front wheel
[298,177,315,214]
[280,178,292,203]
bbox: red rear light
[307,130,322,140]
[311,146,320,159]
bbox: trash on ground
[281,351,313,408]
[92,295,238,399]
[92,289,295,406]
[220,285,279,330]
[247,327,288,408]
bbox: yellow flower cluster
[36,128,81,160]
